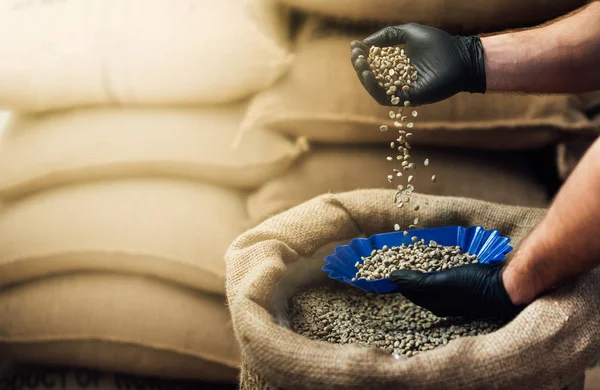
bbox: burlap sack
[0,111,9,132]
[0,363,236,390]
[0,0,290,112]
[555,95,599,181]
[242,21,600,149]
[0,104,307,200]
[0,273,239,382]
[248,145,549,222]
[226,190,600,389]
[271,0,584,34]
[557,136,597,181]
[0,178,247,295]
[245,0,295,48]
[576,92,600,116]
[238,358,586,390]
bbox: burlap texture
[239,359,588,390]
[557,136,597,181]
[240,356,277,390]
[0,178,248,295]
[247,145,549,223]
[0,104,307,199]
[0,363,238,390]
[0,0,291,112]
[576,92,600,116]
[0,273,239,381]
[275,0,584,34]
[226,190,600,390]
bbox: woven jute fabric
[557,136,597,180]
[226,189,600,390]
[240,356,277,390]
[0,273,240,381]
[247,145,549,224]
[240,359,587,390]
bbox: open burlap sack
[226,190,600,390]
[239,358,586,390]
[242,20,600,150]
[0,104,307,200]
[248,145,549,223]
[0,273,239,382]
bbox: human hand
[390,262,522,318]
[351,23,486,106]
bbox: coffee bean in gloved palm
[351,23,486,106]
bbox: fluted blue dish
[322,225,512,294]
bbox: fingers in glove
[400,286,480,318]
[350,41,387,104]
[398,288,447,315]
[390,269,437,291]
[351,47,365,66]
[353,55,370,75]
[364,25,411,47]
[391,269,460,315]
[362,70,390,105]
[350,40,370,54]
[398,89,412,106]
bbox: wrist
[457,35,486,94]
[501,250,546,306]
[480,34,517,92]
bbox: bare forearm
[482,1,600,93]
[503,137,600,305]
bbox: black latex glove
[351,23,486,106]
[390,262,522,318]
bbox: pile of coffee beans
[353,239,478,281]
[291,285,504,357]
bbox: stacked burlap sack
[246,0,587,36]
[231,1,600,389]
[557,92,600,181]
[0,113,9,131]
[0,0,306,383]
[0,362,235,390]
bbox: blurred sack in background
[247,145,549,223]
[0,359,237,389]
[0,0,291,112]
[0,105,305,199]
[0,0,299,384]
[247,0,586,35]
[0,274,239,381]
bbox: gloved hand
[390,262,522,318]
[351,23,486,106]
